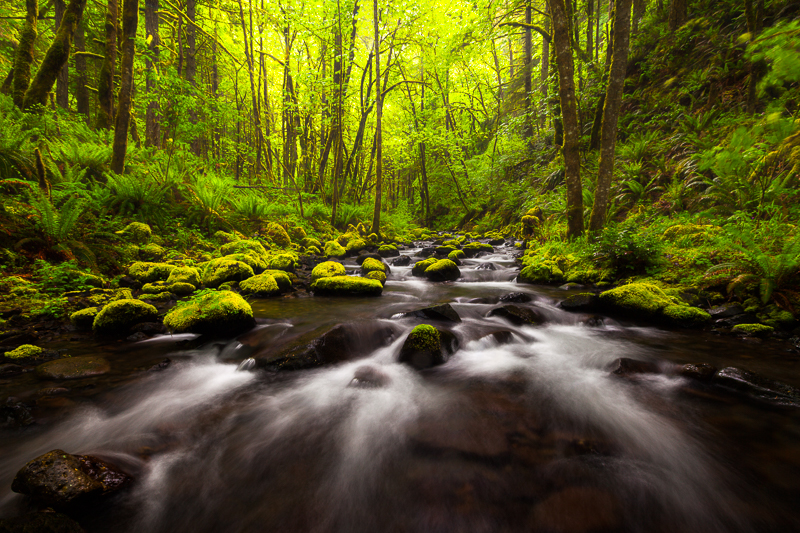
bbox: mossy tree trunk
[370,0,382,235]
[74,16,90,123]
[589,0,632,234]
[54,0,69,109]
[668,0,687,31]
[548,0,583,238]
[11,0,38,109]
[744,0,764,114]
[144,0,160,147]
[96,0,118,129]
[110,0,138,174]
[22,0,87,111]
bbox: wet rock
[424,259,461,282]
[0,363,23,376]
[499,292,532,303]
[530,487,622,533]
[0,510,86,532]
[479,330,514,345]
[163,291,256,336]
[709,303,745,318]
[398,325,459,370]
[397,303,462,323]
[558,293,598,312]
[35,356,111,380]
[488,238,505,246]
[148,358,172,372]
[580,315,606,327]
[310,275,383,297]
[348,365,391,388]
[355,252,382,265]
[714,313,759,328]
[610,357,660,376]
[712,367,800,407]
[130,322,166,335]
[487,305,544,326]
[11,450,132,509]
[679,363,717,381]
[2,397,34,427]
[475,262,496,271]
[417,246,437,258]
[558,282,586,290]
[377,245,400,258]
[391,255,411,266]
[126,332,149,342]
[92,299,158,337]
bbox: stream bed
[1,242,799,532]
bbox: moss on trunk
[110,0,139,174]
[11,0,38,109]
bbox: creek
[1,242,799,532]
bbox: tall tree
[54,0,69,109]
[548,0,583,238]
[144,0,160,146]
[111,0,139,173]
[668,0,687,31]
[370,0,382,234]
[96,0,118,129]
[186,0,198,153]
[589,0,632,233]
[10,0,37,109]
[743,0,764,113]
[74,16,90,122]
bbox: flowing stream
[1,242,799,532]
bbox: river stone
[163,291,255,336]
[679,363,717,381]
[348,365,392,388]
[424,259,461,282]
[397,303,462,323]
[377,245,400,258]
[475,262,496,271]
[417,246,437,258]
[487,305,544,326]
[11,450,132,509]
[0,511,86,532]
[499,292,532,303]
[530,487,622,533]
[202,259,255,288]
[310,276,383,297]
[391,255,411,266]
[35,357,111,380]
[398,325,459,370]
[610,357,660,376]
[356,252,382,265]
[712,367,800,407]
[558,293,598,312]
[478,330,514,345]
[92,299,158,337]
[709,302,745,318]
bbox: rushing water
[1,243,799,532]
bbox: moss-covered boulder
[202,259,255,288]
[266,222,292,248]
[412,258,438,277]
[448,250,466,261]
[312,261,346,282]
[4,344,44,359]
[345,237,367,255]
[262,269,293,292]
[267,253,296,273]
[397,324,457,370]
[366,271,387,285]
[163,291,256,335]
[128,262,176,284]
[378,244,399,257]
[663,305,711,327]
[732,323,774,337]
[302,237,322,249]
[424,259,461,282]
[169,282,196,296]
[92,299,158,337]
[69,308,99,330]
[115,222,152,244]
[139,291,174,302]
[599,282,709,327]
[141,281,170,294]
[219,240,269,261]
[306,245,322,256]
[361,257,387,276]
[223,253,266,273]
[462,242,493,258]
[310,275,383,297]
[35,356,112,380]
[166,266,201,287]
[139,243,166,261]
[239,273,281,297]
[518,260,564,284]
[324,240,347,259]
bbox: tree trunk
[96,0,118,128]
[237,0,262,181]
[587,0,594,61]
[144,0,160,146]
[589,0,632,233]
[523,0,533,138]
[632,0,645,34]
[54,0,69,109]
[589,22,614,150]
[110,0,138,174]
[744,0,763,114]
[370,0,382,235]
[540,3,550,127]
[186,0,198,153]
[23,0,87,111]
[548,0,583,238]
[11,0,37,109]
[74,16,89,122]
[668,0,686,31]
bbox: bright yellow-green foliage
[405,324,440,352]
[307,246,322,255]
[115,222,152,244]
[262,269,293,291]
[324,240,346,258]
[425,259,458,274]
[140,291,173,302]
[412,258,438,276]
[139,243,166,261]
[303,237,322,249]
[448,250,465,261]
[169,282,196,295]
[4,344,44,359]
[202,258,254,288]
[310,275,383,296]
[266,222,292,248]
[662,224,721,243]
[311,261,346,281]
[239,273,280,296]
[128,262,177,283]
[366,271,387,284]
[92,299,158,335]
[345,238,367,254]
[361,258,386,274]
[224,252,267,272]
[163,291,254,334]
[70,307,99,329]
[599,283,677,315]
[663,305,711,325]
[732,323,774,335]
[220,240,269,261]
[267,253,296,272]
[166,266,201,286]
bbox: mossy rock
[310,275,383,297]
[378,244,399,257]
[139,243,166,261]
[213,230,239,243]
[424,259,461,282]
[442,240,461,248]
[128,262,177,284]
[757,305,795,329]
[115,222,152,244]
[518,260,564,284]
[324,240,347,259]
[290,225,307,241]
[169,282,196,296]
[311,261,346,282]
[732,323,774,337]
[448,250,466,261]
[398,324,455,370]
[223,253,266,273]
[302,237,322,249]
[462,242,493,257]
[35,356,111,379]
[663,305,711,327]
[361,257,387,275]
[4,344,44,359]
[166,266,201,287]
[69,307,100,330]
[240,273,281,297]
[306,246,322,256]
[141,281,170,294]
[345,238,367,255]
[366,271,387,285]
[266,222,292,248]
[435,245,456,255]
[262,269,293,291]
[163,291,256,335]
[412,258,438,277]
[598,283,675,316]
[202,259,255,288]
[92,299,158,337]
[219,240,269,261]
[139,291,174,302]
[266,253,296,273]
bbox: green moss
[266,222,292,248]
[732,323,774,336]
[310,275,383,296]
[139,243,166,261]
[166,266,201,286]
[599,283,676,316]
[267,253,296,272]
[168,282,196,296]
[366,271,387,284]
[311,261,346,282]
[202,259,255,288]
[302,237,322,249]
[448,250,466,262]
[424,259,460,281]
[324,240,347,258]
[163,291,255,335]
[4,344,44,359]
[115,222,152,244]
[663,305,711,326]
[128,262,177,283]
[141,281,170,294]
[518,261,564,284]
[361,257,386,275]
[223,252,267,273]
[239,273,280,297]
[262,270,293,291]
[219,240,269,261]
[405,324,440,352]
[345,238,367,254]
[92,299,158,336]
[757,304,795,329]
[463,242,493,254]
[435,245,457,255]
[139,291,174,302]
[306,246,322,255]
[412,258,438,277]
[70,307,99,330]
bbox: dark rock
[558,282,586,290]
[2,397,34,427]
[0,363,23,376]
[678,363,717,381]
[0,510,86,533]
[488,238,505,246]
[487,305,544,326]
[498,292,532,303]
[11,450,132,509]
[709,303,745,318]
[130,322,167,335]
[398,325,459,370]
[559,293,598,312]
[417,247,437,258]
[0,308,22,320]
[581,315,606,327]
[610,357,660,376]
[148,358,171,372]
[348,365,391,389]
[391,255,411,266]
[117,275,141,289]
[35,356,111,380]
[475,262,496,271]
[355,252,382,265]
[530,487,622,533]
[467,297,499,304]
[712,367,800,407]
[397,303,461,323]
[479,330,514,344]
[126,332,149,342]
[714,313,759,328]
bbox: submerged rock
[487,305,544,326]
[310,275,383,297]
[92,299,158,337]
[712,367,800,407]
[11,450,132,509]
[391,255,411,266]
[679,363,717,381]
[348,365,392,388]
[499,292,532,303]
[0,511,86,532]
[163,291,255,335]
[35,356,111,380]
[609,357,660,376]
[397,303,461,323]
[558,293,598,311]
[474,262,496,271]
